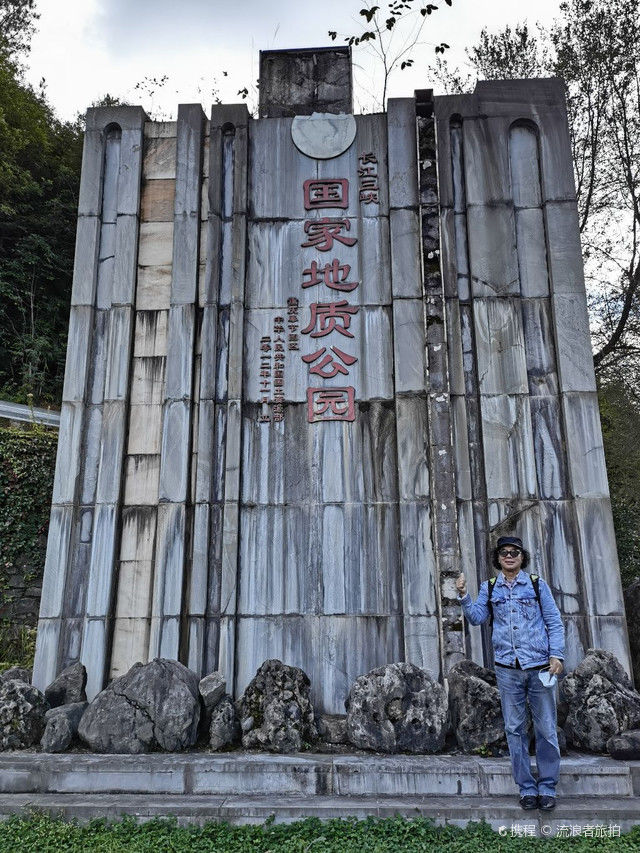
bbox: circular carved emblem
[291,113,357,160]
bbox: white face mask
[539,669,557,688]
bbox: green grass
[0,815,639,852]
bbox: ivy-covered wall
[0,425,57,668]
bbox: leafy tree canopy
[0,17,83,404]
[0,0,38,58]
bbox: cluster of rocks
[560,649,640,757]
[0,648,639,758]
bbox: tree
[0,0,38,58]
[599,381,640,586]
[330,1,452,110]
[430,0,640,386]
[0,25,83,403]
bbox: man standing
[456,535,565,811]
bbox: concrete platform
[0,752,638,833]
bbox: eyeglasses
[498,548,522,558]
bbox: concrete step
[0,752,636,799]
[0,792,638,834]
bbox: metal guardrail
[0,400,60,428]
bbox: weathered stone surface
[240,659,318,753]
[0,680,48,750]
[607,729,640,760]
[561,649,640,752]
[291,113,356,159]
[0,667,31,685]
[317,714,348,745]
[623,579,640,687]
[41,702,87,753]
[346,662,448,754]
[557,725,568,756]
[78,659,200,753]
[259,48,352,119]
[44,662,87,709]
[447,660,507,755]
[199,672,226,732]
[209,694,240,751]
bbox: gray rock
[624,579,640,687]
[607,729,640,760]
[561,649,640,752]
[240,659,317,753]
[199,671,226,732]
[0,667,31,685]
[447,660,507,755]
[0,679,48,750]
[317,713,348,744]
[45,662,87,708]
[557,726,568,756]
[346,662,449,754]
[209,694,240,751]
[78,659,200,754]
[41,702,87,753]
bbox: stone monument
[32,47,632,712]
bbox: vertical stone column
[149,105,206,660]
[189,105,249,682]
[33,107,147,696]
[436,106,488,666]
[386,98,440,676]
[109,121,175,677]
[415,93,464,675]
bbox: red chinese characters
[300,178,359,423]
[301,218,357,252]
[302,260,358,293]
[303,179,349,210]
[258,335,272,423]
[300,300,358,338]
[302,346,357,378]
[307,387,355,423]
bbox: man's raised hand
[455,572,467,596]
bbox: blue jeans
[495,665,561,797]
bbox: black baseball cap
[496,536,524,551]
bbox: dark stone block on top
[259,47,352,118]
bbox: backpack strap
[487,576,497,626]
[530,574,543,616]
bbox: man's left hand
[549,657,564,676]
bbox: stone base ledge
[0,792,639,833]
[0,752,637,799]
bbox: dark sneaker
[519,795,538,810]
[538,795,556,811]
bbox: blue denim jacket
[458,571,565,668]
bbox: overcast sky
[25,0,563,121]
